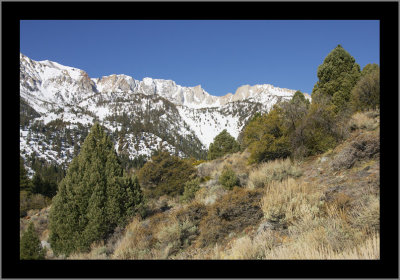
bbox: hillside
[20,110,380,259]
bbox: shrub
[350,66,379,111]
[348,111,379,131]
[242,106,291,164]
[157,202,208,257]
[218,165,240,190]
[138,151,197,198]
[20,223,45,260]
[113,202,208,259]
[198,188,263,247]
[331,132,379,171]
[247,158,302,189]
[196,183,227,206]
[301,99,341,156]
[261,178,322,226]
[20,191,51,217]
[181,178,201,203]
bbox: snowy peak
[20,53,309,110]
[20,53,311,169]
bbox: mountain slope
[19,53,310,173]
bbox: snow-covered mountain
[20,53,310,173]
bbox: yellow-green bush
[181,178,201,203]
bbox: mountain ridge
[20,53,309,109]
[20,53,310,173]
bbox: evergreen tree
[291,90,310,106]
[312,45,361,112]
[207,129,240,160]
[360,63,379,78]
[20,223,45,260]
[49,122,143,256]
[350,64,380,111]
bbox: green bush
[20,223,45,260]
[242,106,291,164]
[181,178,201,202]
[218,165,240,190]
[350,66,379,112]
[138,151,197,198]
[207,129,240,160]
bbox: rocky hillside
[21,110,380,260]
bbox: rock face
[19,53,310,170]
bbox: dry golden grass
[197,185,226,206]
[349,111,379,131]
[68,241,109,260]
[102,127,380,260]
[261,178,322,224]
[247,158,302,189]
[112,215,160,259]
[112,200,208,259]
[263,232,379,259]
[196,150,250,179]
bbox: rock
[257,221,276,234]
[41,240,51,250]
[320,157,328,163]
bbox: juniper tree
[49,122,143,256]
[312,45,361,113]
[207,129,240,160]
[20,223,45,260]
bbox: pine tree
[312,45,361,112]
[20,223,45,260]
[49,122,143,256]
[207,129,240,160]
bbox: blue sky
[20,20,379,96]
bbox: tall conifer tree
[49,123,143,256]
[312,45,361,112]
